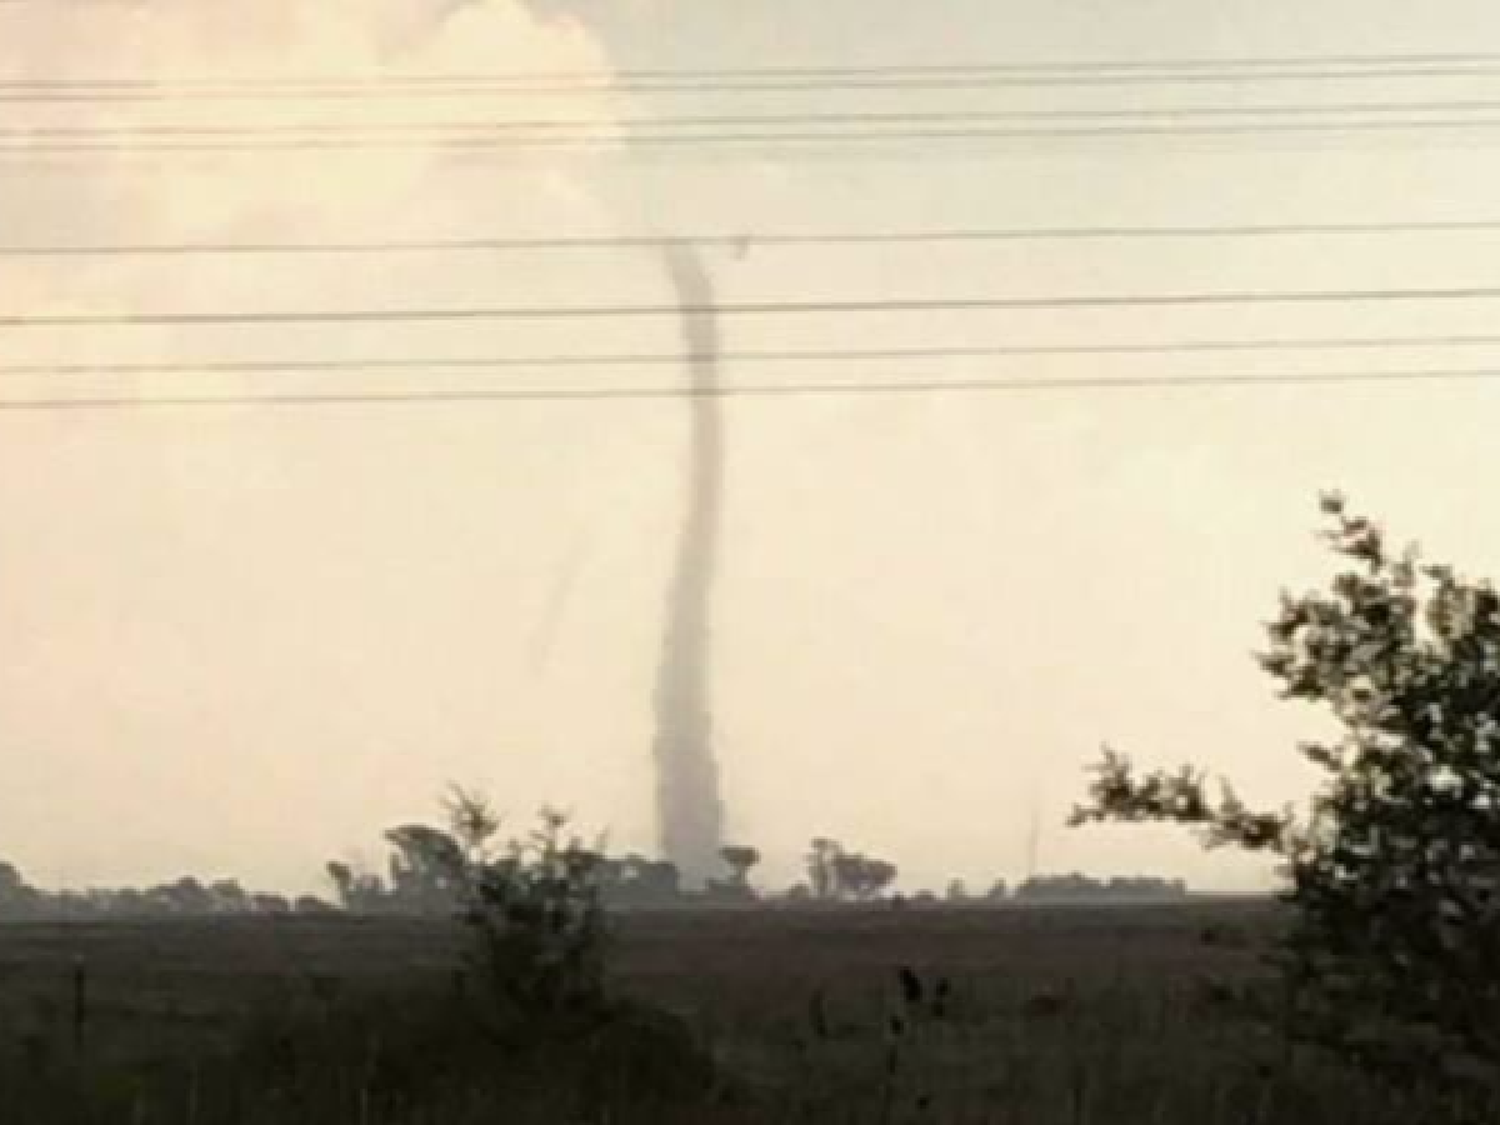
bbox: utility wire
[13,66,1500,101]
[17,117,1500,153]
[5,366,1500,411]
[9,219,1500,257]
[14,51,1500,87]
[14,285,1500,329]
[20,97,1500,138]
[16,334,1500,377]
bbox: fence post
[71,955,87,1054]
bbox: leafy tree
[385,824,467,913]
[718,844,760,892]
[861,857,898,899]
[209,879,251,913]
[154,877,215,914]
[1073,494,1500,1096]
[0,861,24,898]
[0,862,38,917]
[326,860,389,912]
[806,839,898,902]
[1013,872,1090,902]
[719,844,760,886]
[323,826,472,915]
[600,854,681,905]
[831,852,898,901]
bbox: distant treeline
[0,840,1187,920]
[0,861,334,918]
[1006,872,1189,903]
[325,830,1187,912]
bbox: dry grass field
[0,901,1468,1124]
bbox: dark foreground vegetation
[1077,496,1500,1113]
[0,903,1480,1125]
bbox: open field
[0,901,1468,1124]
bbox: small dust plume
[651,242,728,887]
[528,529,590,675]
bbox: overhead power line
[12,51,1500,88]
[14,285,1500,329]
[15,334,1500,377]
[17,116,1500,154]
[12,64,1500,101]
[9,219,1500,258]
[18,97,1500,139]
[11,54,1500,86]
[4,366,1500,411]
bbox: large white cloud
[0,0,621,370]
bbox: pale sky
[5,0,1500,895]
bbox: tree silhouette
[154,877,215,914]
[600,854,682,905]
[718,845,760,891]
[326,860,389,912]
[1012,872,1185,902]
[384,824,468,913]
[1073,494,1500,1094]
[806,839,898,902]
[209,879,250,913]
[0,862,38,917]
[458,807,611,1025]
[831,851,897,901]
[0,863,323,919]
[443,785,502,866]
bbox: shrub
[1074,494,1500,1108]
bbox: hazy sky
[6,0,1500,895]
